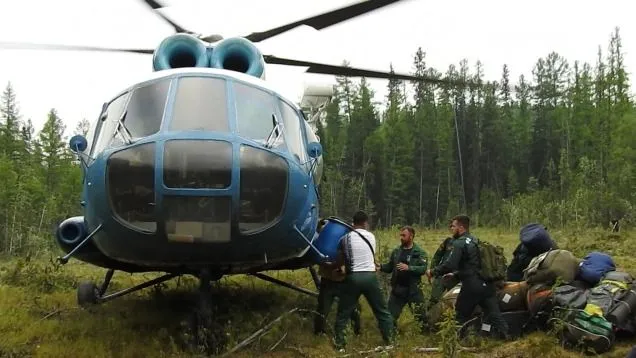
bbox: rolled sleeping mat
[606,284,636,326]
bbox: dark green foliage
[0,82,80,256]
[318,28,636,230]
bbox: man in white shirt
[333,211,395,351]
[313,219,361,336]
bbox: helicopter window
[164,196,231,243]
[107,142,157,232]
[122,79,170,138]
[303,120,323,185]
[163,139,232,189]
[278,100,306,164]
[84,117,99,156]
[91,93,130,156]
[239,145,288,233]
[234,82,286,148]
[170,77,229,132]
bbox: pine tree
[0,82,23,161]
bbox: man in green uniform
[313,219,361,336]
[379,225,428,330]
[431,215,509,339]
[426,225,459,310]
[333,211,395,351]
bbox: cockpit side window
[302,119,323,185]
[233,81,286,149]
[170,77,228,132]
[303,119,319,144]
[278,100,306,164]
[122,79,170,138]
[90,92,129,156]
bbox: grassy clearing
[0,227,635,357]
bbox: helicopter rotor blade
[139,0,194,34]
[263,55,475,88]
[244,0,407,43]
[0,41,154,55]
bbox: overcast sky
[0,0,634,139]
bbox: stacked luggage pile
[428,223,636,354]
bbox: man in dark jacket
[426,229,459,310]
[379,225,428,330]
[432,215,509,339]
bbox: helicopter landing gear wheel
[77,281,99,307]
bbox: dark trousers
[334,272,395,348]
[388,287,427,330]
[314,278,361,335]
[455,275,509,337]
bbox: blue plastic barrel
[312,217,352,263]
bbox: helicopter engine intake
[152,34,210,72]
[208,37,266,79]
[56,216,87,246]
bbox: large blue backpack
[519,223,555,255]
[577,252,616,286]
[507,223,556,281]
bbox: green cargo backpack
[475,238,508,283]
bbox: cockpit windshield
[90,92,129,156]
[89,75,310,169]
[234,81,284,147]
[169,77,228,132]
[234,81,309,164]
[90,78,170,156]
[123,79,170,138]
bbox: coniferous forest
[316,28,635,230]
[0,28,634,257]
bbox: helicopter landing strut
[76,266,320,308]
[77,270,181,307]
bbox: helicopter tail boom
[152,34,266,79]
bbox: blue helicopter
[1,0,461,308]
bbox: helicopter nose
[105,138,289,241]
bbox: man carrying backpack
[431,215,509,339]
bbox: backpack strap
[352,229,375,257]
[341,229,378,268]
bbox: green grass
[1,227,635,357]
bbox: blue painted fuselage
[58,68,323,275]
